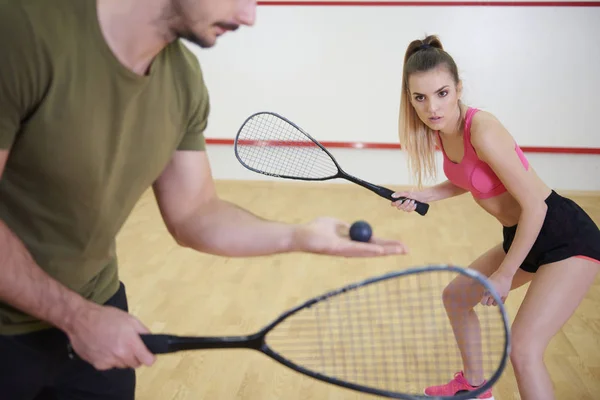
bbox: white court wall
[204,145,600,192]
[185,1,600,191]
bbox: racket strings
[236,113,339,179]
[264,270,507,395]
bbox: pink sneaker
[424,371,494,399]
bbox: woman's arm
[470,111,548,278]
[392,180,467,212]
[418,180,468,202]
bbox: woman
[391,35,600,400]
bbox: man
[0,0,407,398]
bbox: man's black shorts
[503,190,600,273]
[0,282,136,400]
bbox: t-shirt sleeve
[177,62,210,152]
[0,4,48,150]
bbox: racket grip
[140,334,173,354]
[65,334,174,361]
[374,186,430,216]
[414,201,430,216]
[395,196,430,216]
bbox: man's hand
[0,215,156,372]
[65,302,155,371]
[291,217,408,257]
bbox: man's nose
[237,1,257,26]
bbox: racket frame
[233,111,430,216]
[130,265,511,400]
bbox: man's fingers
[335,241,386,257]
[111,339,141,369]
[371,238,401,246]
[338,242,407,257]
[370,237,408,254]
[132,317,151,334]
[130,319,156,366]
[134,338,156,367]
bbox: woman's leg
[442,243,534,386]
[509,256,600,400]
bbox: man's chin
[179,33,216,49]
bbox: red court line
[206,138,600,154]
[257,1,600,6]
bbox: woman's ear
[456,80,463,99]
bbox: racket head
[258,264,510,399]
[234,111,343,181]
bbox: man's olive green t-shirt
[0,0,210,334]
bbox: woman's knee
[442,279,482,312]
[509,324,545,370]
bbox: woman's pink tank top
[437,107,529,200]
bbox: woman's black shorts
[503,190,600,273]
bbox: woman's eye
[415,95,424,102]
[439,91,448,97]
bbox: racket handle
[141,334,173,354]
[389,194,430,216]
[139,333,263,353]
[382,189,430,216]
[413,200,430,216]
[340,172,430,216]
[66,335,177,360]
[66,333,262,361]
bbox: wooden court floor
[117,180,600,400]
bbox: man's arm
[153,151,407,257]
[0,151,89,332]
[152,150,297,256]
[0,150,155,369]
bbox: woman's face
[408,65,462,134]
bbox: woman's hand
[391,189,427,213]
[481,270,514,306]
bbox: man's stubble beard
[156,0,214,48]
[177,29,214,48]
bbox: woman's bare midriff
[473,167,552,227]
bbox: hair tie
[419,43,432,50]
